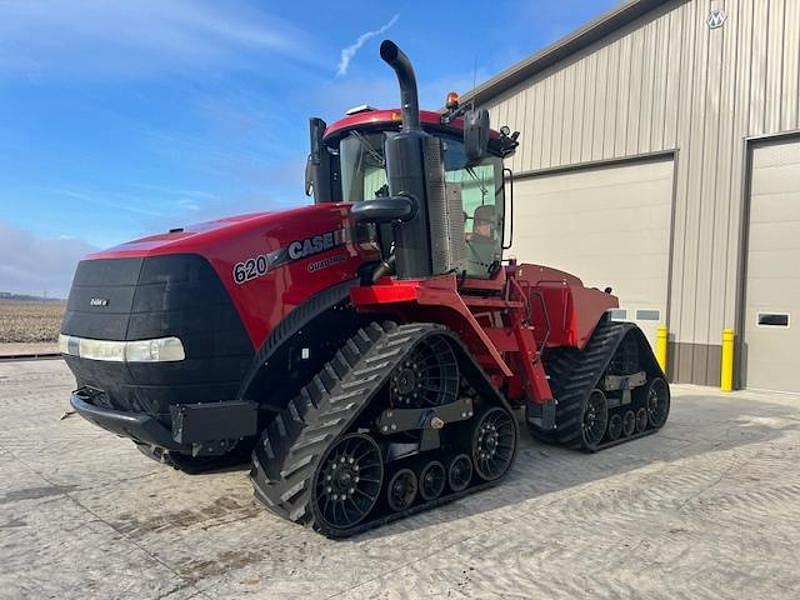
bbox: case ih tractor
[61,41,669,537]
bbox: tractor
[61,41,669,537]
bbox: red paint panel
[85,203,377,350]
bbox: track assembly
[251,323,519,537]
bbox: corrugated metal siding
[484,0,800,383]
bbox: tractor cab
[306,103,518,280]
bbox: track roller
[387,468,418,512]
[607,414,623,441]
[448,454,473,492]
[622,410,636,437]
[419,461,446,501]
[635,408,648,433]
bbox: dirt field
[0,299,66,344]
[1,359,799,599]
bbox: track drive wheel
[312,433,384,531]
[581,389,609,450]
[389,336,459,408]
[473,407,517,481]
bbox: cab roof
[323,109,497,142]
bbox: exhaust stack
[379,40,421,133]
[352,40,464,280]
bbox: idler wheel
[313,433,383,530]
[581,389,609,449]
[473,407,516,481]
[644,377,670,429]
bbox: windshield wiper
[352,131,385,167]
[465,166,489,200]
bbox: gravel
[1,359,798,599]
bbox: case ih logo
[707,8,727,29]
[233,228,348,285]
[287,229,347,261]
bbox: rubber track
[531,317,663,450]
[250,321,515,538]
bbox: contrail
[337,14,399,76]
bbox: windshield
[340,132,389,202]
[338,130,505,277]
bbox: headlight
[124,338,186,362]
[58,334,186,363]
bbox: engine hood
[88,204,348,260]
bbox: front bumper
[70,387,258,455]
[71,387,190,452]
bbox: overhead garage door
[510,157,674,348]
[743,138,800,393]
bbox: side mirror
[304,154,314,197]
[309,117,325,166]
[307,117,341,203]
[464,108,490,164]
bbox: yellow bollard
[655,325,668,374]
[721,328,735,392]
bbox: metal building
[462,0,800,391]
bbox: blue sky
[0,0,618,297]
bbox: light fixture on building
[707,8,727,30]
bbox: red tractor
[61,41,669,537]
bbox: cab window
[340,133,388,202]
[442,139,504,278]
[339,131,505,278]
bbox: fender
[237,279,360,403]
[349,274,514,378]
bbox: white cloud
[0,221,96,298]
[336,15,399,77]
[48,188,164,217]
[177,199,202,212]
[0,0,319,80]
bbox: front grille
[62,254,254,420]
